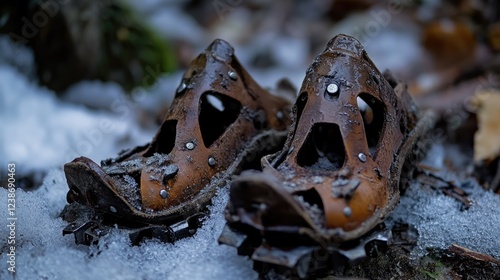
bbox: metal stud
[176,82,187,94]
[276,111,283,120]
[208,157,216,166]
[326,83,339,95]
[185,142,195,150]
[343,207,352,217]
[228,70,238,80]
[109,206,117,213]
[358,152,367,163]
[159,189,168,199]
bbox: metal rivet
[343,207,352,217]
[358,152,366,162]
[109,206,117,213]
[326,83,339,95]
[185,142,195,150]
[159,189,168,199]
[176,82,187,94]
[276,111,283,120]
[208,157,216,166]
[228,70,238,80]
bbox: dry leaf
[471,90,500,163]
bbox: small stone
[228,70,238,80]
[109,206,117,213]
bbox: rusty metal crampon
[62,39,293,245]
[219,34,435,278]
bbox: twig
[449,244,500,265]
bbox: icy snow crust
[0,36,181,176]
[389,178,500,260]
[0,64,152,175]
[0,170,257,280]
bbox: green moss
[419,258,447,280]
[0,0,177,93]
[98,0,177,91]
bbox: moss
[0,0,177,93]
[98,1,177,91]
[418,256,449,280]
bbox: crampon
[61,39,293,246]
[219,34,435,278]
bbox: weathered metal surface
[220,34,435,273]
[219,222,391,278]
[63,39,292,230]
[62,203,204,245]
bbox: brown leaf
[471,90,500,163]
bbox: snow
[0,171,256,280]
[0,36,185,175]
[389,178,500,260]
[388,143,500,260]
[0,36,36,78]
[0,63,154,175]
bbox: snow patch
[389,179,500,259]
[0,64,153,175]
[388,143,500,260]
[0,36,36,78]
[0,169,257,280]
